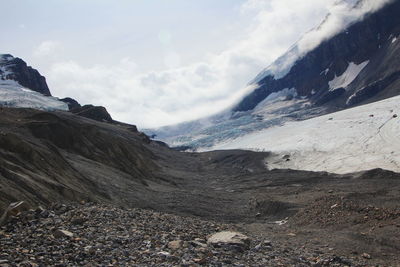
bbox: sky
[0,0,392,128]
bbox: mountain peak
[0,53,51,96]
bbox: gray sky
[0,0,389,128]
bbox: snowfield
[328,61,369,91]
[208,95,400,174]
[0,80,68,111]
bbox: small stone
[168,240,183,250]
[362,253,371,259]
[254,243,262,250]
[84,246,95,254]
[263,240,272,246]
[193,258,207,264]
[157,251,171,257]
[53,229,74,238]
[71,217,87,225]
[190,240,208,248]
[35,206,45,214]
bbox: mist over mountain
[147,0,400,155]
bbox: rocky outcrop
[0,54,51,96]
[234,0,400,112]
[70,104,113,122]
[60,97,81,110]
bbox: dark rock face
[71,104,113,122]
[234,0,400,112]
[60,97,81,110]
[0,54,51,96]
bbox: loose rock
[207,231,251,250]
[53,229,74,239]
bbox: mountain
[146,0,400,157]
[0,54,117,123]
[236,0,400,112]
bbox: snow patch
[392,37,398,43]
[0,54,14,62]
[0,80,68,111]
[328,61,369,91]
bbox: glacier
[208,95,400,174]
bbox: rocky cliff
[0,54,51,96]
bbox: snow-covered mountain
[0,54,68,111]
[146,0,400,156]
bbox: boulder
[207,231,251,250]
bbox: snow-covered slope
[0,79,68,111]
[208,95,400,174]
[236,0,400,112]
[250,0,393,83]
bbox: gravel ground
[0,203,379,267]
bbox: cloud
[46,0,392,128]
[299,0,393,57]
[33,41,62,58]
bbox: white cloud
[46,0,392,128]
[33,41,62,58]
